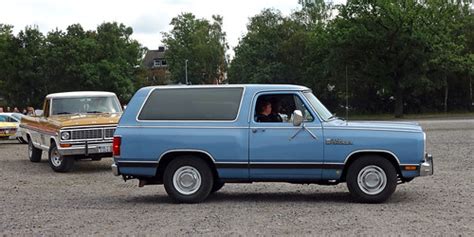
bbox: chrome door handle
[251,128,265,133]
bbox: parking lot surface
[0,119,473,235]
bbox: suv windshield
[303,92,333,121]
[51,96,121,115]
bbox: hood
[0,122,18,128]
[324,119,423,132]
[50,113,122,128]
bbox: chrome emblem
[325,138,353,145]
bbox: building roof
[143,49,166,68]
[46,91,117,99]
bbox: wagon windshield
[51,96,122,115]
[303,92,333,121]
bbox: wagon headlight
[61,131,71,140]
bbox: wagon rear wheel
[163,156,213,203]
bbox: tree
[0,22,145,107]
[163,13,228,84]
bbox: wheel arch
[341,150,401,181]
[156,149,219,180]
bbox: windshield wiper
[56,112,71,115]
[86,111,104,114]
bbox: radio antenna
[345,65,349,125]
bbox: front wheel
[163,156,214,203]
[48,143,74,172]
[346,156,397,203]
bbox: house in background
[143,46,171,85]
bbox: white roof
[46,91,117,99]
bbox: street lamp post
[185,59,188,85]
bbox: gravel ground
[0,119,473,236]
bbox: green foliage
[229,0,474,116]
[0,22,144,107]
[162,13,228,84]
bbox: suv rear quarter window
[138,87,244,121]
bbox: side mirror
[292,110,303,126]
[35,110,44,117]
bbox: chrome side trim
[116,160,158,164]
[344,149,401,165]
[118,125,248,129]
[250,161,324,165]
[249,126,322,129]
[135,86,246,123]
[158,149,216,163]
[324,126,421,133]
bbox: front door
[249,92,324,180]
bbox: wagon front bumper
[420,153,434,176]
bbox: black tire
[28,138,42,162]
[163,156,214,203]
[211,180,225,194]
[48,143,74,172]
[346,156,397,203]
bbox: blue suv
[111,85,433,203]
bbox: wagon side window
[138,88,244,121]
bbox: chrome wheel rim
[357,165,387,195]
[50,148,62,167]
[172,166,201,195]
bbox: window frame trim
[135,86,246,123]
[250,91,320,125]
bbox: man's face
[264,104,272,114]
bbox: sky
[0,0,345,55]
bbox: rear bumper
[111,163,120,176]
[420,153,434,176]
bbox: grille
[104,128,115,138]
[71,129,103,140]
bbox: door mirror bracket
[290,110,317,140]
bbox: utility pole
[185,59,189,85]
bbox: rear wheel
[163,156,213,203]
[28,138,42,162]
[48,143,74,172]
[211,180,225,194]
[346,156,397,203]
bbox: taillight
[113,136,121,157]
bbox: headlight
[61,131,70,140]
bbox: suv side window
[138,88,244,121]
[254,94,314,123]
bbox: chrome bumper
[58,142,113,156]
[111,163,120,176]
[420,154,434,176]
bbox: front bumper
[58,142,113,156]
[420,154,434,176]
